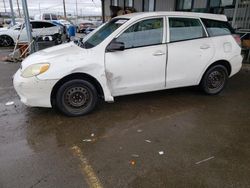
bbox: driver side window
[116,18,163,49]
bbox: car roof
[116,11,227,22]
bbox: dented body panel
[20,42,114,104]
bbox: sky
[0,0,102,16]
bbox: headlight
[21,63,50,78]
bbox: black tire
[76,27,80,33]
[200,65,228,95]
[0,35,14,47]
[56,79,98,117]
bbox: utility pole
[39,2,41,15]
[75,0,78,24]
[3,0,7,12]
[232,0,239,28]
[101,0,105,23]
[21,0,34,53]
[9,0,16,25]
[63,0,67,19]
[16,0,21,17]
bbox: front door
[105,17,167,96]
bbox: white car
[13,12,242,116]
[0,20,62,47]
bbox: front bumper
[13,69,57,108]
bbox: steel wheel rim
[63,86,91,109]
[0,36,12,46]
[207,70,225,90]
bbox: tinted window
[51,14,57,20]
[116,18,163,49]
[169,18,206,42]
[202,18,234,37]
[31,22,39,29]
[42,22,55,28]
[31,22,55,28]
[43,14,51,20]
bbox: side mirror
[106,40,125,52]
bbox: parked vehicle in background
[0,20,63,47]
[0,18,4,28]
[56,19,73,27]
[34,13,58,21]
[83,27,95,35]
[53,19,75,39]
[13,12,242,116]
[8,18,24,27]
[76,22,94,33]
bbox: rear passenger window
[35,22,55,28]
[202,19,235,37]
[42,22,55,28]
[169,18,206,42]
[31,22,38,29]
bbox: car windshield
[81,18,128,49]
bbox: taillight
[233,34,241,47]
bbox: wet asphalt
[0,48,250,188]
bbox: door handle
[200,44,210,49]
[153,51,165,56]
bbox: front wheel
[56,79,98,116]
[0,35,14,47]
[200,65,228,95]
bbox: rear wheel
[76,27,80,33]
[56,79,98,116]
[0,35,14,47]
[200,65,228,95]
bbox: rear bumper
[13,69,57,107]
[230,54,243,77]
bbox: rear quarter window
[201,18,235,37]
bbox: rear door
[166,17,215,88]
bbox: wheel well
[50,73,104,107]
[207,60,231,75]
[200,60,232,84]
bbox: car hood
[21,42,90,70]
